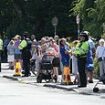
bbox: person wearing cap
[73,32,89,87]
[19,35,32,77]
[96,39,105,77]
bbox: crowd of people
[0,31,105,87]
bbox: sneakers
[73,81,79,85]
[22,73,31,77]
[88,80,93,83]
[78,85,87,88]
[53,75,57,83]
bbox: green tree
[71,0,105,37]
[0,0,77,38]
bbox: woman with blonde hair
[71,40,79,84]
[13,35,22,72]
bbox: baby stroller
[93,74,105,92]
[36,54,54,83]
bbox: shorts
[52,57,60,67]
[8,55,14,62]
[86,64,94,71]
[15,54,21,60]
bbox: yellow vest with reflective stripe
[0,39,3,51]
[74,41,89,57]
[18,40,27,50]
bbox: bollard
[63,66,73,85]
[13,60,22,76]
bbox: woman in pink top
[49,38,60,82]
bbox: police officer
[19,35,32,77]
[73,32,89,87]
[0,35,3,72]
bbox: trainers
[78,85,86,88]
[88,80,93,83]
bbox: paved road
[0,63,105,105]
[1,63,105,95]
[0,77,105,105]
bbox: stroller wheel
[37,74,42,83]
[102,81,105,84]
[93,87,99,92]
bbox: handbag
[98,57,102,62]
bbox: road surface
[0,76,105,105]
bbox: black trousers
[23,59,30,76]
[77,57,87,86]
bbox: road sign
[76,14,80,24]
[52,16,58,35]
[52,16,58,26]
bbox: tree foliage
[71,0,105,37]
[0,0,76,39]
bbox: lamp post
[52,16,58,36]
[76,14,80,37]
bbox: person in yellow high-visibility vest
[18,39,27,50]
[73,32,89,87]
[18,35,32,77]
[0,35,3,72]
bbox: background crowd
[0,31,105,87]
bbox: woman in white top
[71,40,79,84]
[7,40,15,69]
[96,39,105,77]
[31,44,42,72]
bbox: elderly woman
[96,39,105,77]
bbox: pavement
[1,63,105,96]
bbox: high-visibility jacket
[0,39,3,51]
[18,40,27,50]
[74,41,89,58]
